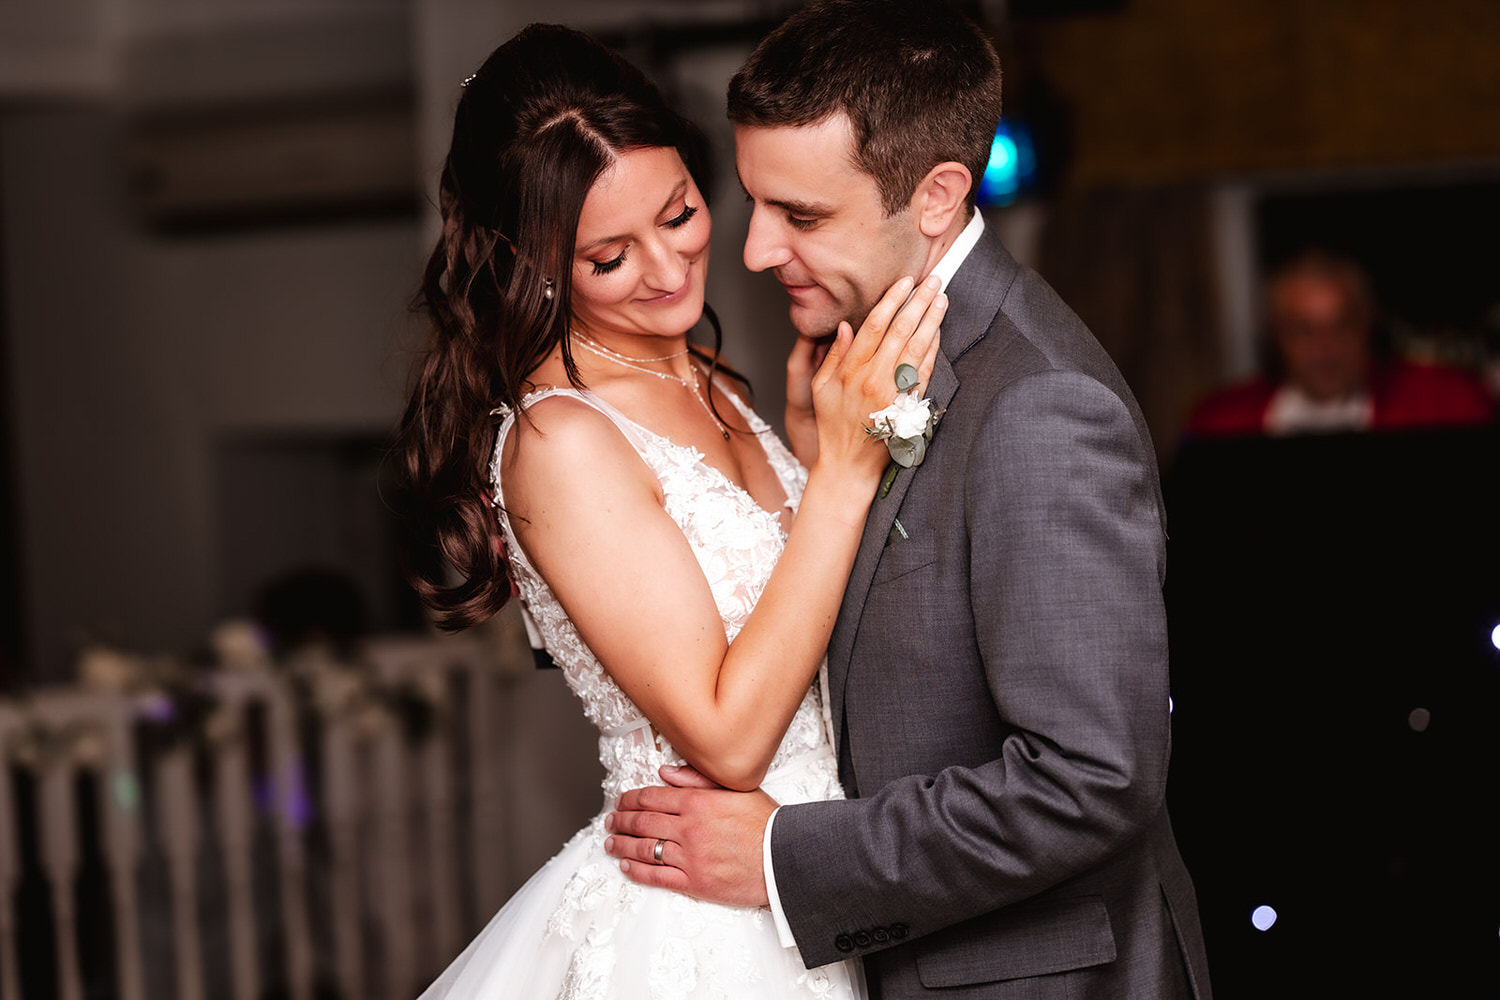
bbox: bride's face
[569,146,711,344]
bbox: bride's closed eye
[592,252,626,276]
[664,204,699,229]
[587,205,698,275]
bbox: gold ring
[653,838,666,864]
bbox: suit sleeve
[770,369,1172,968]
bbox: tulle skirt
[417,751,864,1000]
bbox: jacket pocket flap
[914,895,1117,987]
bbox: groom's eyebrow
[735,175,833,219]
[767,197,832,218]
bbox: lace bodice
[490,386,832,804]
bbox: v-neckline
[519,386,795,531]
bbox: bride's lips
[639,281,692,306]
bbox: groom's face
[736,115,925,339]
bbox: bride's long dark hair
[398,23,717,631]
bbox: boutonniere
[867,363,944,497]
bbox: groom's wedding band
[653,838,667,864]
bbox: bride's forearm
[668,459,879,789]
[785,406,819,467]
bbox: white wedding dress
[417,386,864,1000]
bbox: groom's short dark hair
[728,0,1002,216]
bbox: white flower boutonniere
[867,363,944,497]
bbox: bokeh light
[977,120,1037,207]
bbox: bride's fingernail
[604,813,615,831]
[604,837,614,853]
[620,860,631,873]
[926,275,942,290]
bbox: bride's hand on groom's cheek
[604,765,777,908]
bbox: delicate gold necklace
[570,332,690,364]
[571,332,729,440]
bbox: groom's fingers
[604,832,679,869]
[659,764,722,789]
[617,856,692,893]
[615,782,691,815]
[605,806,678,844]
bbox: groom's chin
[786,303,842,342]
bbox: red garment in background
[1185,360,1494,438]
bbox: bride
[399,23,946,1000]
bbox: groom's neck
[912,207,974,283]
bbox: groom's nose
[742,206,792,274]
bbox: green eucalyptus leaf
[894,363,919,392]
[888,435,925,468]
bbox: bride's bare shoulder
[501,393,655,506]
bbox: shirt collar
[928,210,985,293]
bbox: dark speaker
[1164,428,1500,998]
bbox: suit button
[872,927,890,943]
[890,923,908,940]
[835,934,854,953]
[853,930,872,947]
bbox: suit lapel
[825,228,1019,748]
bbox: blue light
[977,120,1037,207]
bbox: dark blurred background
[1,1,1497,997]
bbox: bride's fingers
[872,282,944,373]
[843,276,915,367]
[810,321,854,394]
[786,334,818,390]
[893,291,946,395]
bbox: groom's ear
[912,162,973,238]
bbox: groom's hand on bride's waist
[605,764,776,908]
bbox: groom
[607,2,1212,996]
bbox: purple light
[135,692,176,723]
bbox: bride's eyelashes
[665,204,699,229]
[586,204,700,276]
[592,252,626,276]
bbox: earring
[543,278,555,301]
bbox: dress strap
[489,387,658,512]
[599,716,653,739]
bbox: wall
[1020,0,1500,189]
[0,107,418,680]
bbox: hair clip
[492,229,519,256]
[461,72,478,88]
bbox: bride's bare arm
[506,277,945,791]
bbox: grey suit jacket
[771,230,1213,999]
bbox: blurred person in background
[1185,248,1493,438]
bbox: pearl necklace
[571,332,730,440]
